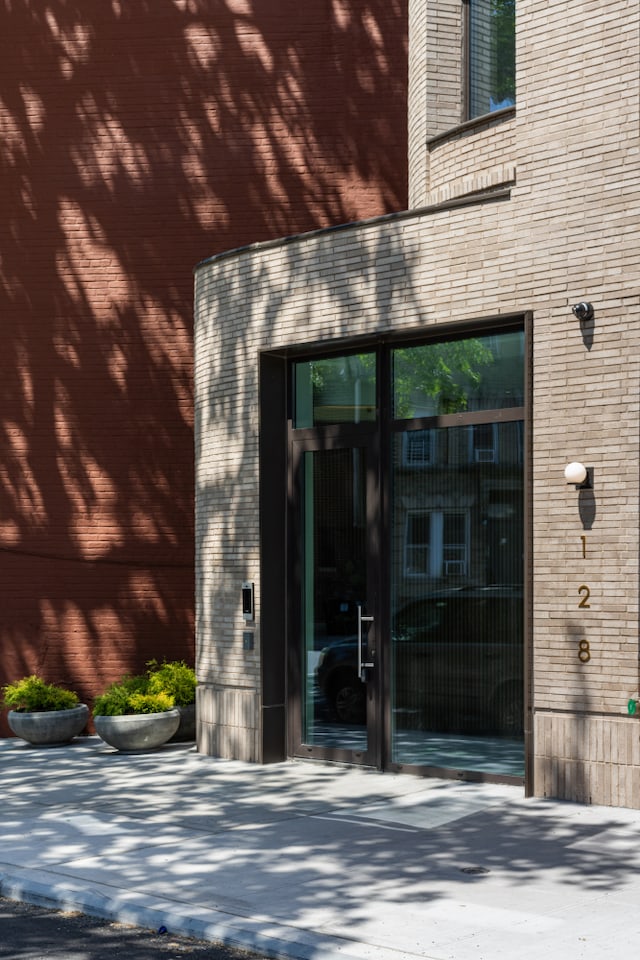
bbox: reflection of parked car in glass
[315,586,523,735]
[315,635,366,724]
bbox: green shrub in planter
[93,675,175,717]
[93,674,179,751]
[147,660,196,707]
[2,675,88,746]
[127,691,175,714]
[2,675,79,712]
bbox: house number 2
[578,584,591,608]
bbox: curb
[0,868,425,960]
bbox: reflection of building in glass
[403,509,470,578]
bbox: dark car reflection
[315,585,523,736]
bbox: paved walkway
[1,737,640,960]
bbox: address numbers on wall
[577,536,590,664]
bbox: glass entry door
[292,438,378,765]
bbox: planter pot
[94,709,180,752]
[168,703,196,742]
[8,704,89,746]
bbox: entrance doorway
[286,326,527,781]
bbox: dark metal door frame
[276,315,531,786]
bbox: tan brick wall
[409,0,464,205]
[408,0,429,206]
[195,0,640,805]
[427,111,516,204]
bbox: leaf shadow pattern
[2,741,640,957]
[0,0,408,730]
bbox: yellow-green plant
[147,659,196,707]
[2,676,79,712]
[93,674,175,716]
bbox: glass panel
[390,421,524,776]
[392,330,524,420]
[469,0,516,119]
[294,354,376,427]
[301,447,369,752]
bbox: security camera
[571,302,594,322]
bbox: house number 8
[578,639,591,663]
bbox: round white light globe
[564,461,587,485]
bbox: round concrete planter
[168,703,196,742]
[8,704,89,746]
[94,709,180,752]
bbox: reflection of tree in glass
[307,342,495,419]
[393,339,495,417]
[309,354,376,416]
[492,0,515,108]
[309,354,374,388]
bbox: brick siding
[0,1,408,731]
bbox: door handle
[357,603,375,681]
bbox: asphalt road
[0,898,270,960]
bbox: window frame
[465,0,516,121]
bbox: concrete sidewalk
[1,737,640,960]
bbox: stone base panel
[534,713,640,809]
[196,685,260,763]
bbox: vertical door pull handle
[357,604,375,679]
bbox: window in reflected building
[402,430,435,467]
[404,509,470,579]
[468,0,515,119]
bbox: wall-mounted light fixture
[564,461,591,489]
[571,302,594,322]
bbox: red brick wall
[0,0,407,731]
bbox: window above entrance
[294,353,376,428]
[392,330,524,420]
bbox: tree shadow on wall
[194,197,442,749]
[0,0,408,728]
